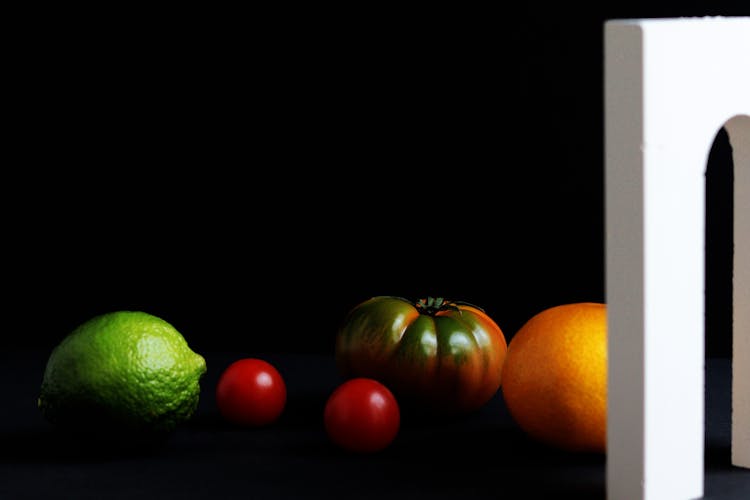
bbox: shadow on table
[0,426,175,464]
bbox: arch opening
[704,125,734,473]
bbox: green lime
[38,311,207,442]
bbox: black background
[4,4,746,359]
[3,5,749,500]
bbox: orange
[501,302,607,453]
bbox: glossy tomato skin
[335,296,507,414]
[324,378,400,453]
[216,358,287,426]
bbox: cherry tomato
[324,377,400,453]
[216,358,287,426]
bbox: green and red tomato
[335,296,507,414]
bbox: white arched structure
[605,17,749,500]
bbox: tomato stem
[413,297,487,315]
[415,297,459,315]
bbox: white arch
[605,17,750,500]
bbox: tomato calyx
[414,297,459,316]
[413,296,487,316]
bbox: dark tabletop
[1,352,748,499]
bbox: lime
[38,311,207,441]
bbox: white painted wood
[605,17,750,500]
[727,115,750,469]
[605,21,646,500]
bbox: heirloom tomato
[335,296,507,414]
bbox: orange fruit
[501,302,607,453]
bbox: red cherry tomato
[216,358,287,426]
[324,378,400,453]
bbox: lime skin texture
[38,311,207,440]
